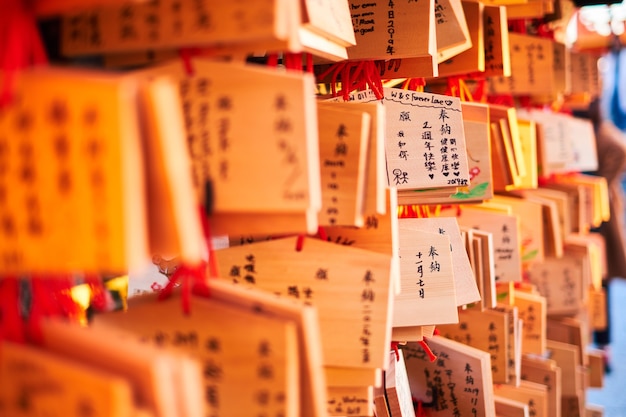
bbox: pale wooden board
[136,59,321,216]
[488,34,560,97]
[319,99,387,215]
[435,0,473,63]
[494,396,529,417]
[62,0,295,56]
[546,340,580,397]
[492,195,546,265]
[456,207,522,283]
[521,355,562,417]
[527,256,585,316]
[392,326,423,342]
[215,236,393,371]
[438,307,510,383]
[397,102,494,204]
[398,217,481,306]
[494,381,549,417]
[516,119,538,190]
[493,304,522,387]
[514,291,547,355]
[208,279,327,417]
[473,230,497,309]
[437,0,485,77]
[317,104,370,227]
[327,386,373,416]
[345,88,471,191]
[547,317,587,366]
[482,5,511,77]
[347,0,436,61]
[0,341,136,417]
[385,350,415,417]
[395,229,459,326]
[139,77,205,263]
[402,336,496,417]
[94,294,300,417]
[41,318,202,417]
[301,0,356,46]
[0,67,147,275]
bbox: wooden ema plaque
[402,336,496,417]
[94,294,300,417]
[0,67,148,275]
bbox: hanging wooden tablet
[542,182,586,235]
[490,105,525,184]
[514,290,547,355]
[586,404,605,417]
[506,0,549,19]
[207,279,327,417]
[438,1,485,77]
[320,99,387,215]
[488,35,568,98]
[586,349,604,389]
[494,303,522,387]
[494,396,529,417]
[438,307,510,383]
[435,0,473,63]
[327,386,372,416]
[301,0,356,47]
[527,255,585,316]
[546,340,581,401]
[94,293,300,417]
[0,341,136,417]
[516,119,538,190]
[482,5,511,77]
[373,382,391,417]
[138,58,322,233]
[396,229,458,327]
[492,195,545,265]
[0,67,148,275]
[138,76,205,263]
[316,104,370,227]
[456,206,522,283]
[41,318,204,417]
[493,381,549,417]
[385,350,415,417]
[569,52,598,96]
[589,287,607,331]
[359,88,472,191]
[215,236,393,371]
[61,0,301,56]
[521,355,562,417]
[490,119,516,191]
[398,101,494,204]
[473,230,497,308]
[525,188,572,241]
[347,0,437,67]
[398,216,481,306]
[401,336,496,417]
[547,317,587,366]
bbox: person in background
[585,97,626,372]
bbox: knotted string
[316,60,384,100]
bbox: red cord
[391,341,400,361]
[295,234,305,252]
[419,338,438,362]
